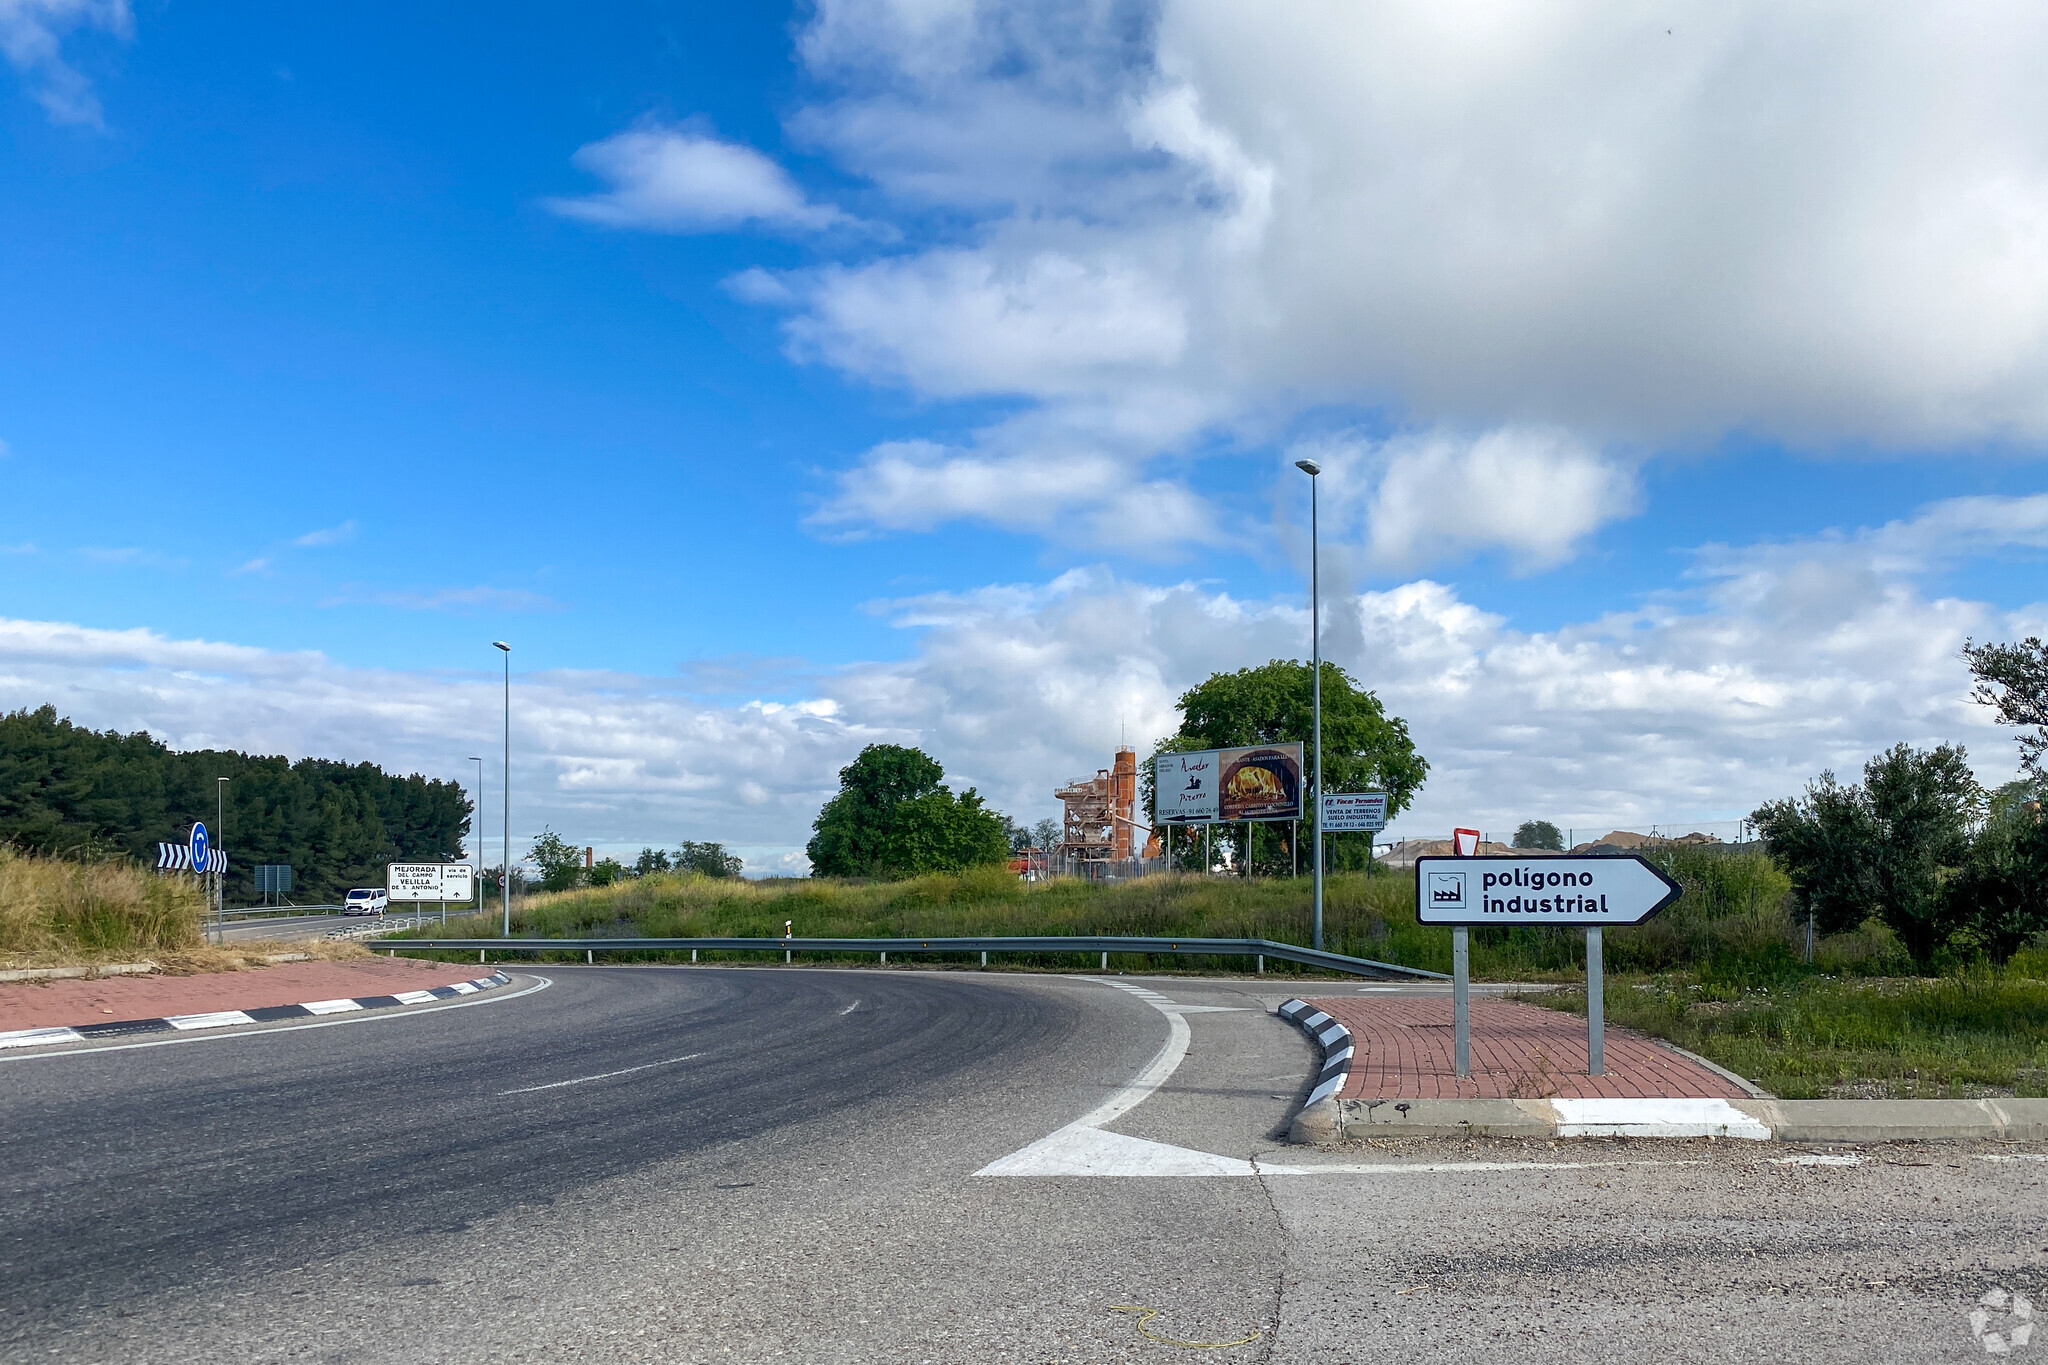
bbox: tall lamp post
[493,641,511,936]
[216,776,229,940]
[469,756,485,920]
[1294,458,1325,951]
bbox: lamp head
[1294,459,1322,477]
[492,641,511,652]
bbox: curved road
[4,967,2040,1364]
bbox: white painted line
[167,1010,256,1031]
[450,981,479,994]
[0,976,552,1063]
[838,999,860,1016]
[1772,1152,1862,1166]
[301,998,364,1015]
[1551,1097,1772,1140]
[0,1026,83,1049]
[1259,1159,1642,1176]
[499,1053,703,1096]
[393,990,439,1005]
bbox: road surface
[2,968,2040,1363]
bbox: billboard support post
[1587,928,1605,1075]
[1452,927,1471,1078]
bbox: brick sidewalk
[1307,994,1747,1101]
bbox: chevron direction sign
[1415,855,1681,927]
[157,838,227,874]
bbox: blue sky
[3,0,2046,871]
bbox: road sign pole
[1586,927,1605,1076]
[1452,927,1470,1078]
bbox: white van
[342,888,389,916]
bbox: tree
[528,829,584,893]
[1514,820,1563,851]
[806,744,1010,877]
[1155,660,1427,874]
[1753,744,1983,962]
[634,847,672,876]
[1966,636,2048,777]
[676,841,745,878]
[1031,818,1062,851]
[1944,780,2048,960]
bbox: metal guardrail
[370,935,1449,981]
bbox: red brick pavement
[1308,995,1746,1100]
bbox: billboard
[1321,791,1389,832]
[1154,743,1305,824]
[386,863,477,902]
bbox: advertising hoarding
[1154,743,1305,824]
[1320,791,1389,832]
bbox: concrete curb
[1277,999,1353,1141]
[0,971,511,1050]
[1293,1094,2048,1143]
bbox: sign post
[1417,854,1681,1080]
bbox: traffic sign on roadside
[1415,855,1681,926]
[189,822,208,873]
[1320,792,1388,832]
[386,862,476,902]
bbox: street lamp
[493,641,511,936]
[216,776,229,941]
[1294,458,1325,951]
[470,755,485,921]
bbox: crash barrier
[370,934,1448,981]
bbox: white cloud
[230,557,272,577]
[740,0,2048,550]
[0,0,130,126]
[293,520,357,548]
[5,494,2040,868]
[547,126,851,234]
[1298,426,1641,573]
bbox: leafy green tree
[1153,660,1427,874]
[1514,820,1563,850]
[528,829,584,892]
[634,847,672,876]
[677,841,745,878]
[806,744,1010,877]
[1031,818,1062,851]
[1944,780,2048,959]
[586,856,627,887]
[1754,744,1983,962]
[1966,636,2048,777]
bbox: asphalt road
[3,968,2044,1363]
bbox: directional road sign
[1415,855,1681,927]
[386,863,477,902]
[189,822,208,873]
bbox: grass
[0,846,206,965]
[1528,965,2048,1099]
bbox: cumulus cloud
[741,0,2048,550]
[547,126,851,233]
[1298,426,1641,573]
[5,495,2040,868]
[0,0,129,126]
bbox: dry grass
[0,847,205,964]
[0,847,376,972]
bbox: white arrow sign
[1415,855,1681,927]
[385,863,476,902]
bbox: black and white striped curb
[1278,998,1353,1107]
[156,843,227,873]
[0,971,511,1050]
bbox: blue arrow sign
[189,822,208,872]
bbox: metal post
[1452,927,1470,1078]
[1586,927,1605,1076]
[216,777,228,941]
[494,642,512,936]
[980,950,987,967]
[1296,458,1325,951]
[1256,954,1264,975]
[1100,951,1108,970]
[471,756,485,921]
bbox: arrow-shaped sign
[1415,855,1681,927]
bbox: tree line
[0,706,469,904]
[1753,637,2048,965]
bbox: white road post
[1586,927,1606,1076]
[1452,927,1471,1078]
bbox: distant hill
[0,705,470,905]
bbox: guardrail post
[1100,951,1108,970]
[980,951,987,967]
[1256,954,1264,975]
[692,949,698,963]
[880,950,886,964]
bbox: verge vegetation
[0,846,205,963]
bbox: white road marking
[302,998,364,1015]
[839,1000,860,1016]
[1258,1159,1653,1175]
[499,1053,704,1096]
[167,1010,256,1031]
[0,976,554,1063]
[1773,1152,1864,1166]
[1552,1097,1772,1140]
